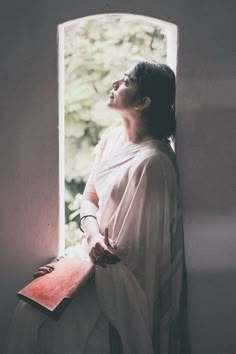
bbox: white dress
[6,126,186,354]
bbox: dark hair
[132,60,176,142]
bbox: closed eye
[123,77,129,85]
[112,76,129,90]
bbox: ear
[134,97,151,111]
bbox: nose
[112,80,120,91]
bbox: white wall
[0,1,235,353]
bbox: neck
[121,114,153,143]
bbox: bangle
[79,215,97,233]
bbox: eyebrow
[124,73,135,82]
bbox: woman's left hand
[33,256,64,278]
[89,228,120,267]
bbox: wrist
[87,233,103,246]
[79,214,97,233]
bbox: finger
[38,265,55,272]
[37,267,51,272]
[37,268,54,276]
[90,256,97,264]
[38,264,55,270]
[104,232,117,251]
[46,264,55,269]
[33,270,48,278]
[45,264,55,270]
[104,228,109,247]
[89,251,99,264]
[89,248,104,264]
[89,248,101,259]
[104,228,117,250]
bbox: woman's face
[107,67,140,112]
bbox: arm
[80,170,101,245]
[81,173,119,266]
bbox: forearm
[80,198,101,243]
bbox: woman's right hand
[88,228,120,267]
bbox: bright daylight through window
[58,14,177,255]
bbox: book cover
[17,257,95,319]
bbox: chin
[107,99,115,109]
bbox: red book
[17,257,95,320]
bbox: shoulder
[132,151,177,185]
[141,142,177,173]
[135,154,163,175]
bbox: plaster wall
[0,1,235,353]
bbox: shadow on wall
[177,107,236,213]
[188,270,236,354]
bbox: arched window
[58,14,177,255]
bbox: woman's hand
[88,228,120,267]
[33,256,64,278]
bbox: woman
[7,60,189,354]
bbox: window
[58,14,177,255]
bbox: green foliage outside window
[64,15,167,255]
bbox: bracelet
[79,214,97,233]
